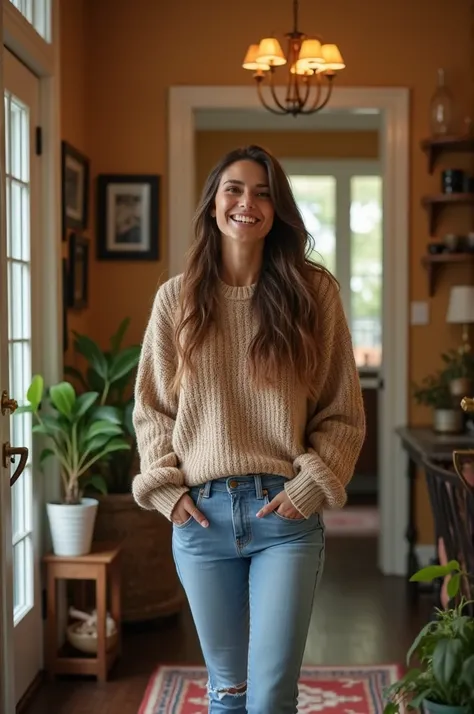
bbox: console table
[396,426,474,602]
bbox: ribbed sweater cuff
[284,472,325,518]
[148,484,189,521]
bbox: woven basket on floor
[93,493,185,622]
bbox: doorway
[0,48,43,708]
[168,86,409,576]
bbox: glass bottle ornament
[430,68,453,136]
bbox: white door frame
[1,1,62,711]
[168,85,410,576]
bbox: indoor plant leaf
[85,420,123,441]
[73,333,109,380]
[460,654,474,689]
[39,448,55,466]
[63,365,88,390]
[86,367,106,393]
[110,317,130,355]
[410,561,460,582]
[124,400,135,437]
[406,622,435,664]
[82,474,108,496]
[108,345,141,383]
[432,637,463,688]
[91,405,122,424]
[49,382,76,418]
[447,572,461,599]
[26,374,43,411]
[73,391,99,420]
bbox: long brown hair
[173,145,336,397]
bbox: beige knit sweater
[131,273,366,521]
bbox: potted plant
[413,370,463,434]
[65,319,185,621]
[441,348,474,399]
[18,374,130,556]
[383,561,474,714]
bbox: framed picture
[96,174,160,260]
[61,141,90,239]
[62,258,68,353]
[68,233,89,309]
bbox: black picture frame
[61,141,90,240]
[68,233,89,309]
[62,258,68,353]
[96,174,160,260]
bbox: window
[5,90,34,623]
[286,162,383,369]
[9,0,51,42]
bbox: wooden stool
[43,541,122,682]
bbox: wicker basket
[93,493,185,622]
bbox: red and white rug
[138,664,401,713]
[322,507,380,536]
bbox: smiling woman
[131,144,366,713]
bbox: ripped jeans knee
[207,680,247,712]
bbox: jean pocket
[264,489,306,524]
[173,488,203,529]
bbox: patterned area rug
[138,664,402,713]
[322,507,380,536]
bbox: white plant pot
[46,498,98,556]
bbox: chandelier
[242,0,345,116]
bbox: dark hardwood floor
[24,537,432,714]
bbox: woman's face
[212,160,275,245]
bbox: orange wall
[59,0,474,543]
[59,0,90,365]
[196,130,379,197]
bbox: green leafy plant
[413,371,456,410]
[383,562,474,713]
[441,348,474,381]
[17,374,130,505]
[64,318,140,493]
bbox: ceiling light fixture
[242,0,345,116]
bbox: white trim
[1,0,61,708]
[168,85,410,576]
[3,0,54,76]
[279,159,381,175]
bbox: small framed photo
[61,141,90,239]
[68,233,89,309]
[96,174,160,260]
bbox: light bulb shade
[321,43,345,70]
[291,62,314,76]
[297,39,324,70]
[256,38,287,67]
[242,44,270,71]
[446,286,474,324]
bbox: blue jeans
[172,474,326,714]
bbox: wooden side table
[43,541,122,682]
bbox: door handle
[3,442,29,487]
[1,390,18,415]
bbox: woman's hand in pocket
[256,490,304,520]
[171,493,209,527]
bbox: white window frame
[1,1,61,710]
[8,0,51,43]
[281,159,382,347]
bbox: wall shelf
[421,252,474,296]
[421,193,474,234]
[420,135,474,174]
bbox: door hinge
[35,126,42,156]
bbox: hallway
[24,537,432,714]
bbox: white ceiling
[195,107,382,132]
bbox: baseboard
[415,544,436,568]
[16,671,44,713]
